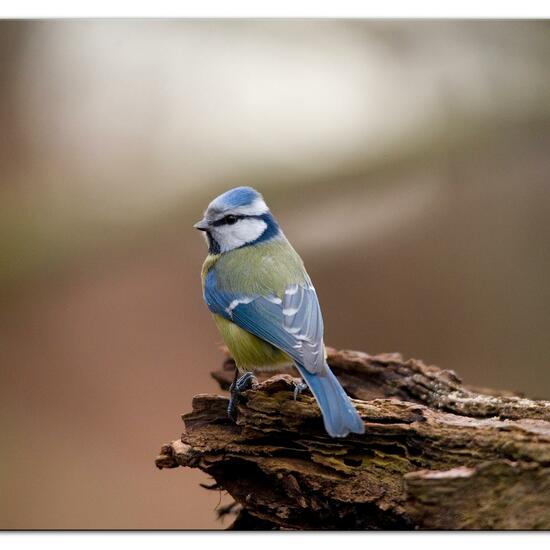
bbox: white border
[2,532,550,548]
[0,0,550,18]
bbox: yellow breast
[212,314,290,371]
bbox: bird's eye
[225,215,238,225]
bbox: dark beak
[193,218,209,231]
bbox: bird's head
[194,186,281,254]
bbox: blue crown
[213,186,262,209]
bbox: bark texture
[155,348,550,530]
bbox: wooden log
[155,348,550,529]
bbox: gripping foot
[293,381,308,401]
[227,372,257,421]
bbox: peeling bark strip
[156,348,550,530]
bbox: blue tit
[194,186,364,438]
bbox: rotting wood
[156,348,550,530]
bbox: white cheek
[214,219,268,252]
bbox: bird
[194,186,365,438]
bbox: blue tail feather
[296,363,365,438]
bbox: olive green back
[201,236,309,298]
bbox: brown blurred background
[1,20,550,529]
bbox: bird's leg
[227,371,257,421]
[293,381,308,401]
[228,367,239,392]
[227,369,239,420]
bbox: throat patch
[206,232,221,254]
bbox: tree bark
[155,348,550,530]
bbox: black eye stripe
[212,214,245,227]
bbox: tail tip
[325,413,365,438]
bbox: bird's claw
[293,381,308,401]
[234,371,256,392]
[227,372,257,421]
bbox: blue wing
[205,266,365,437]
[204,268,326,373]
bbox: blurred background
[1,20,550,529]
